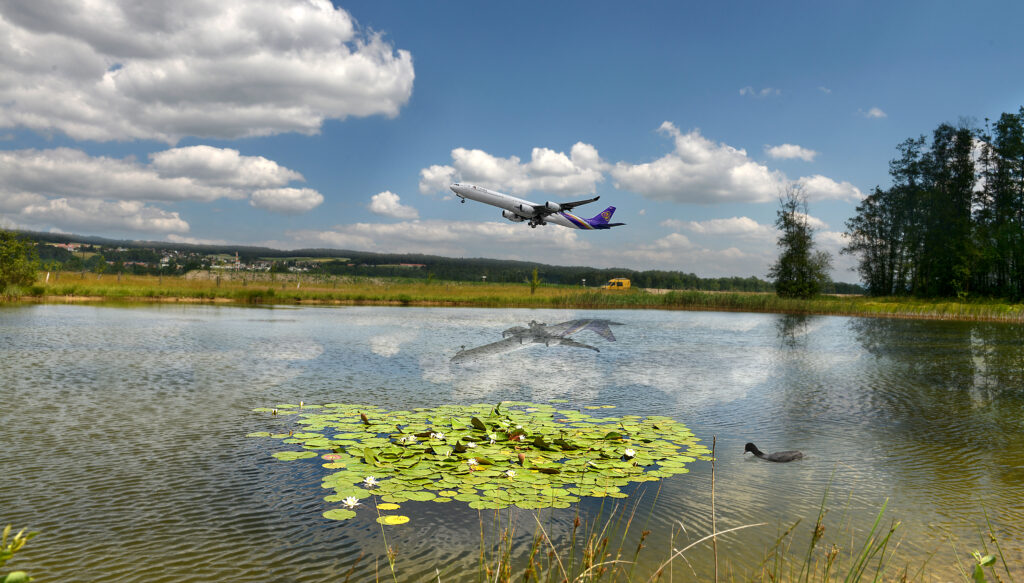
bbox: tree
[0,231,40,291]
[767,186,832,298]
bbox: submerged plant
[252,401,711,523]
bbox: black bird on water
[744,442,803,462]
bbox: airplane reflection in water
[451,319,623,364]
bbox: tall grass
[11,271,1024,322]
[423,488,1009,582]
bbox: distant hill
[13,229,865,294]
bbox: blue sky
[2,1,1022,282]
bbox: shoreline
[7,291,1024,323]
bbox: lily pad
[272,451,318,461]
[323,509,357,521]
[376,515,410,525]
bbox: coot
[744,442,803,462]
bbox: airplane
[449,183,625,229]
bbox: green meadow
[10,271,1024,322]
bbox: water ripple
[2,305,1023,580]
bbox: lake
[1,304,1022,580]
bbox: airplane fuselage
[449,183,616,229]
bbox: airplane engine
[502,210,525,222]
[513,203,536,217]
[544,201,561,212]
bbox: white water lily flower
[363,476,379,488]
[341,496,361,509]
[505,469,516,478]
[430,432,446,440]
[515,425,523,429]
[441,448,453,457]
[466,441,477,448]
[467,458,479,467]
[404,435,418,444]
[624,448,636,458]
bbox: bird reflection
[451,319,623,364]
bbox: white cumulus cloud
[795,175,862,202]
[0,0,415,143]
[611,122,786,204]
[20,198,190,233]
[149,146,303,187]
[671,216,776,240]
[0,145,324,234]
[419,142,607,196]
[250,188,324,214]
[612,122,862,205]
[369,190,419,219]
[418,164,457,195]
[765,144,818,161]
[861,107,887,119]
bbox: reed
[11,272,1024,322]
[421,487,1007,583]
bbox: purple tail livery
[583,206,625,229]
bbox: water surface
[1,304,1022,580]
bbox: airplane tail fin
[586,206,625,229]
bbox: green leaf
[376,515,410,525]
[271,451,318,461]
[323,509,357,521]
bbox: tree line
[843,107,1024,299]
[3,229,864,294]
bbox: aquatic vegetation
[252,401,711,523]
[0,525,38,583]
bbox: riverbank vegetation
[7,228,866,294]
[844,107,1024,300]
[8,272,1024,322]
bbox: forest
[844,107,1024,299]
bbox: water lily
[467,458,479,467]
[466,441,477,448]
[363,476,379,488]
[430,432,446,440]
[488,433,497,444]
[515,425,523,429]
[341,496,361,509]
[505,469,516,478]
[402,435,418,444]
[624,448,636,458]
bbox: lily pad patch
[253,401,710,523]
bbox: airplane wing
[530,196,600,215]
